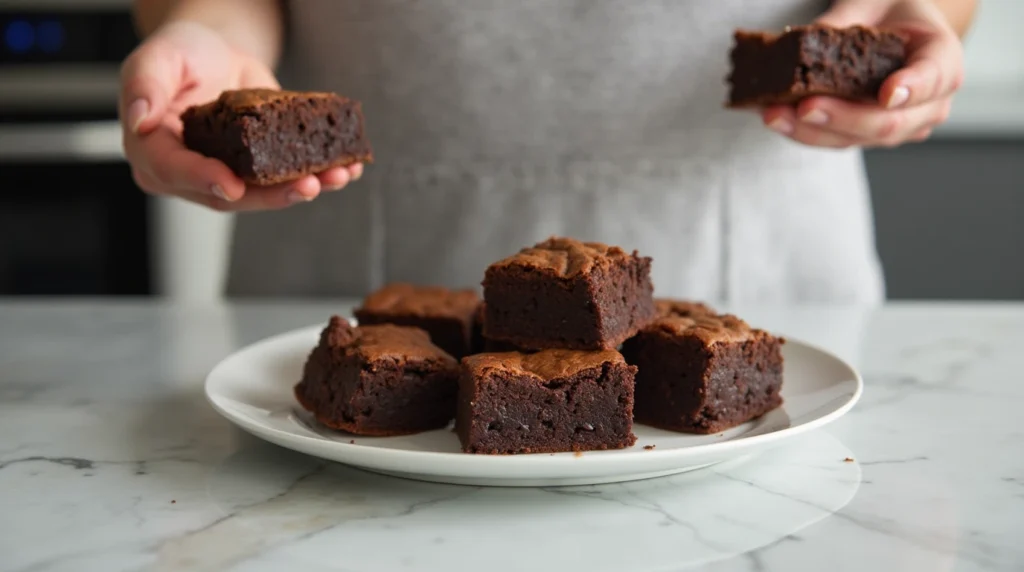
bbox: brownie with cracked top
[655,298,716,319]
[482,237,656,350]
[727,25,907,107]
[621,312,784,434]
[354,283,480,359]
[181,89,373,186]
[456,349,637,454]
[294,317,459,436]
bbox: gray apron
[226,0,885,304]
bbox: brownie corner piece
[294,317,459,436]
[481,236,656,350]
[726,24,907,108]
[456,349,637,454]
[181,88,374,186]
[621,313,784,434]
[353,283,481,359]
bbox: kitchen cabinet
[864,139,1024,300]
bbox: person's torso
[228,0,884,304]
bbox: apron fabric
[226,0,885,304]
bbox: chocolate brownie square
[295,317,459,436]
[621,313,784,434]
[181,89,373,185]
[727,25,907,107]
[470,302,522,354]
[655,298,716,319]
[482,237,656,350]
[456,349,637,454]
[354,283,480,359]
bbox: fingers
[763,106,858,148]
[880,30,964,109]
[191,176,323,212]
[123,125,247,200]
[317,163,366,191]
[795,96,951,144]
[119,39,184,135]
[134,162,324,212]
[764,96,951,148]
[317,167,352,191]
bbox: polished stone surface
[1,300,1021,571]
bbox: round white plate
[205,323,862,487]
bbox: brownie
[294,317,459,436]
[354,283,480,359]
[726,25,907,108]
[181,89,373,186]
[655,298,716,319]
[456,349,637,454]
[482,237,657,350]
[470,302,523,354]
[621,313,784,434]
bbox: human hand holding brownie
[120,1,363,211]
[762,0,971,149]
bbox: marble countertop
[1,300,1022,572]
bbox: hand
[762,0,964,149]
[119,21,363,211]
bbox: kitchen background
[0,0,1021,303]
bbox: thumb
[119,39,184,135]
[815,0,889,27]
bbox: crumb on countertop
[644,445,656,450]
[349,440,355,444]
[844,457,855,463]
[573,451,583,458]
[171,500,176,504]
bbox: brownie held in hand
[354,283,480,359]
[727,25,907,107]
[295,317,459,436]
[456,349,637,454]
[181,89,373,185]
[482,237,656,350]
[621,313,784,434]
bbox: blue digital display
[3,19,66,55]
[5,19,34,54]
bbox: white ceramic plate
[205,322,862,487]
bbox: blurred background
[0,0,1021,303]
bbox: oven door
[0,118,152,295]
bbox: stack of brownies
[294,236,785,455]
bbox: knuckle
[878,113,902,139]
[204,198,235,213]
[933,101,953,126]
[914,128,934,142]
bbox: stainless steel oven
[0,0,150,295]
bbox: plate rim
[204,322,863,472]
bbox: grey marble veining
[0,300,1022,572]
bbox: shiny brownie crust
[621,313,784,434]
[481,237,656,350]
[295,317,459,436]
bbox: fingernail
[323,183,344,191]
[288,191,315,203]
[127,99,149,133]
[768,117,794,134]
[801,109,829,125]
[887,86,910,109]
[211,184,234,202]
[351,164,363,181]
